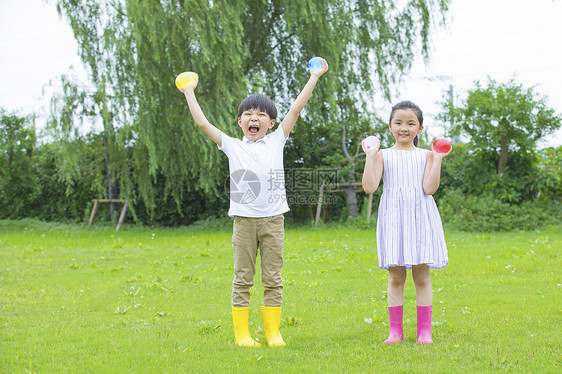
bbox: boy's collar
[242,135,267,144]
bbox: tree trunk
[340,110,358,219]
[314,180,325,227]
[366,193,373,223]
[343,167,357,218]
[103,135,118,223]
[498,135,509,176]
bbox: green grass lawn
[1,219,560,373]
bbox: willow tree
[52,0,450,220]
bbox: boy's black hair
[237,94,278,120]
[389,100,423,146]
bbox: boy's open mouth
[249,125,259,135]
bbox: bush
[438,189,562,232]
[437,143,559,205]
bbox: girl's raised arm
[422,147,450,195]
[362,150,384,194]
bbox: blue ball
[307,57,323,71]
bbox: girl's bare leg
[412,264,432,306]
[384,266,407,344]
[412,264,433,344]
[387,266,407,306]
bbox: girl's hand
[431,142,451,158]
[362,136,380,155]
[309,58,329,77]
[364,146,379,157]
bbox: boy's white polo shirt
[219,126,289,218]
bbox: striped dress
[376,148,448,270]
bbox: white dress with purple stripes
[376,148,448,270]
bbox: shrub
[438,189,562,232]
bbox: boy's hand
[181,75,198,94]
[309,58,329,78]
[180,74,223,147]
[175,71,198,93]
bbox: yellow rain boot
[261,306,286,347]
[232,307,260,347]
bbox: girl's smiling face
[389,108,423,148]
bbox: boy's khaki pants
[231,214,284,308]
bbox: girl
[362,101,449,344]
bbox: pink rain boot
[417,305,433,344]
[383,305,404,344]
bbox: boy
[181,59,328,347]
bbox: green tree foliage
[439,143,558,204]
[538,146,562,199]
[437,145,562,232]
[438,188,561,232]
[0,110,39,218]
[435,80,562,230]
[28,143,98,222]
[0,109,93,221]
[51,0,450,221]
[48,73,126,221]
[443,78,561,175]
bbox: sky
[1,0,561,147]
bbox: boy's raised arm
[182,79,223,147]
[280,58,329,138]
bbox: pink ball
[432,137,452,153]
[362,136,380,152]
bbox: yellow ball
[175,72,198,91]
